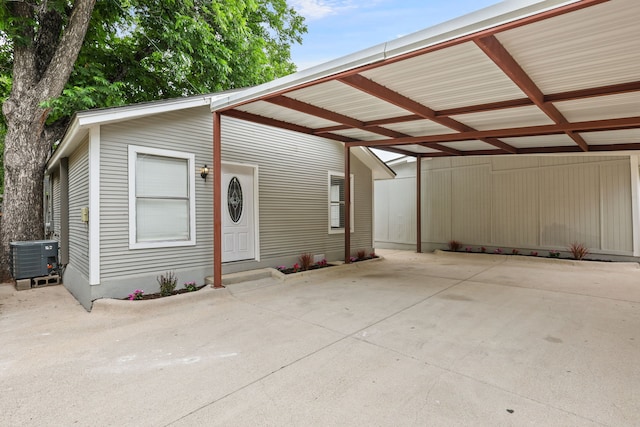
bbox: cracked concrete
[1,249,639,426]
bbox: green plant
[157,271,177,297]
[128,289,144,301]
[568,242,589,260]
[298,253,314,271]
[448,240,462,252]
[184,281,198,292]
[549,250,560,258]
[357,249,366,259]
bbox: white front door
[222,164,256,262]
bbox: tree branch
[38,0,96,101]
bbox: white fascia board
[351,147,396,180]
[47,95,218,172]
[211,44,387,111]
[210,0,579,112]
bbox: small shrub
[316,259,328,267]
[465,246,473,252]
[184,281,198,292]
[369,252,376,258]
[480,246,486,253]
[448,240,462,252]
[357,249,366,260]
[568,243,589,260]
[494,248,503,254]
[298,253,314,271]
[157,271,177,297]
[128,289,144,300]
[530,251,538,257]
[549,250,560,258]
[349,256,357,263]
[511,249,520,255]
[293,263,300,273]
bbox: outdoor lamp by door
[200,165,209,180]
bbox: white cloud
[289,0,357,20]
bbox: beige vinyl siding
[100,108,213,279]
[221,116,373,259]
[377,156,633,255]
[68,139,90,277]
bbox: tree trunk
[1,102,51,279]
[1,0,96,279]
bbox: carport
[209,0,640,286]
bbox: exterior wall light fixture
[200,165,209,180]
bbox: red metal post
[344,145,351,263]
[212,112,223,288]
[416,155,422,253]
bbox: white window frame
[328,171,354,234]
[128,145,196,249]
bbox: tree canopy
[0,0,307,193]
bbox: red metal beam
[344,116,640,147]
[475,35,589,151]
[266,95,407,139]
[339,74,517,154]
[416,155,422,254]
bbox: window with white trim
[128,146,196,249]
[328,172,354,233]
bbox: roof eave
[210,0,581,112]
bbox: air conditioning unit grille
[9,240,59,280]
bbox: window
[128,146,196,249]
[328,172,354,233]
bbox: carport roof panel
[360,42,527,111]
[285,80,411,122]
[212,0,640,157]
[495,0,640,94]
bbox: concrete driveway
[1,250,639,426]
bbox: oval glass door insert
[227,177,243,223]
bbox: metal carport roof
[211,0,639,158]
[207,0,640,286]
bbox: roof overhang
[46,94,222,173]
[210,0,639,158]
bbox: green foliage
[157,271,177,297]
[38,0,306,124]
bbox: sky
[287,0,502,161]
[289,0,502,71]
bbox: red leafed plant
[298,253,314,271]
[568,242,589,260]
[448,240,462,252]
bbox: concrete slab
[1,249,639,426]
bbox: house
[46,0,640,308]
[45,95,393,309]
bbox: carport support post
[416,155,422,253]
[212,111,223,288]
[344,145,351,263]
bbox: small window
[328,172,354,234]
[128,146,196,249]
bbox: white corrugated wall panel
[539,164,601,248]
[600,161,633,252]
[374,180,391,243]
[422,169,451,243]
[492,168,539,247]
[68,139,90,278]
[376,156,634,255]
[451,165,491,243]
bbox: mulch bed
[124,284,207,300]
